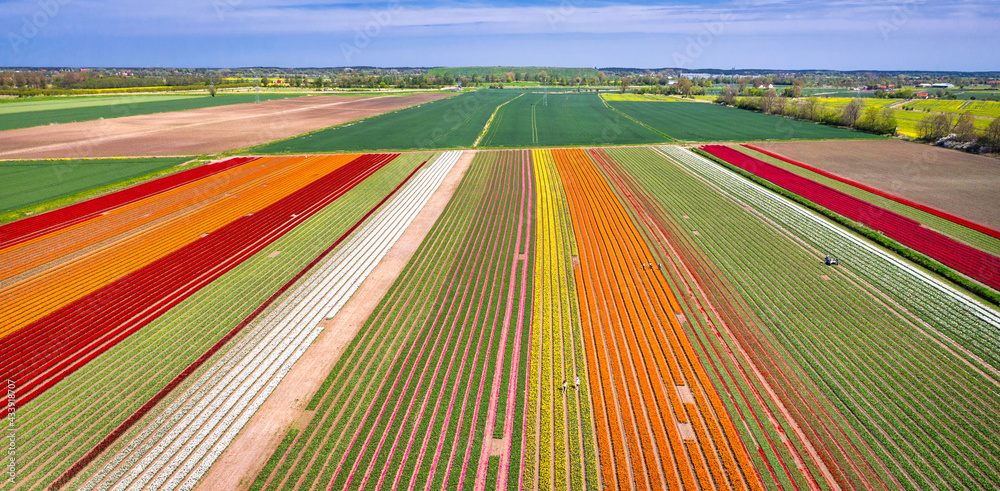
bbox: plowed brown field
[0,92,452,159]
[752,140,1000,230]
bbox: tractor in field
[824,255,840,266]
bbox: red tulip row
[0,153,396,420]
[701,145,1000,291]
[742,144,1000,242]
[0,156,257,249]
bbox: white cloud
[2,0,994,46]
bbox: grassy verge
[0,157,195,224]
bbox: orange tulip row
[0,155,292,281]
[553,147,768,491]
[0,155,355,339]
[554,148,669,490]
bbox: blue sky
[1,0,997,70]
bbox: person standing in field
[562,380,567,394]
[575,375,580,390]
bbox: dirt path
[0,92,452,159]
[193,150,473,491]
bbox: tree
[800,98,821,121]
[760,89,778,114]
[620,77,629,93]
[953,111,977,142]
[772,94,788,115]
[980,118,1000,151]
[208,85,217,97]
[841,98,863,127]
[676,77,693,96]
[792,78,805,94]
[855,106,896,134]
[880,108,898,135]
[718,86,738,104]
[918,113,953,141]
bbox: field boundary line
[474,93,525,148]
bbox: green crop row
[478,92,665,148]
[252,150,535,490]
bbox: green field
[945,90,1000,100]
[255,90,878,154]
[253,90,516,153]
[601,93,679,102]
[802,88,878,98]
[0,93,311,131]
[0,95,208,114]
[609,100,879,141]
[477,92,664,147]
[0,157,189,213]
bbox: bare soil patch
[0,93,452,159]
[675,385,696,404]
[193,150,474,491]
[754,140,1000,230]
[676,422,696,441]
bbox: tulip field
[3,139,998,490]
[1,151,453,489]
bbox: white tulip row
[79,151,462,491]
[658,146,1000,341]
